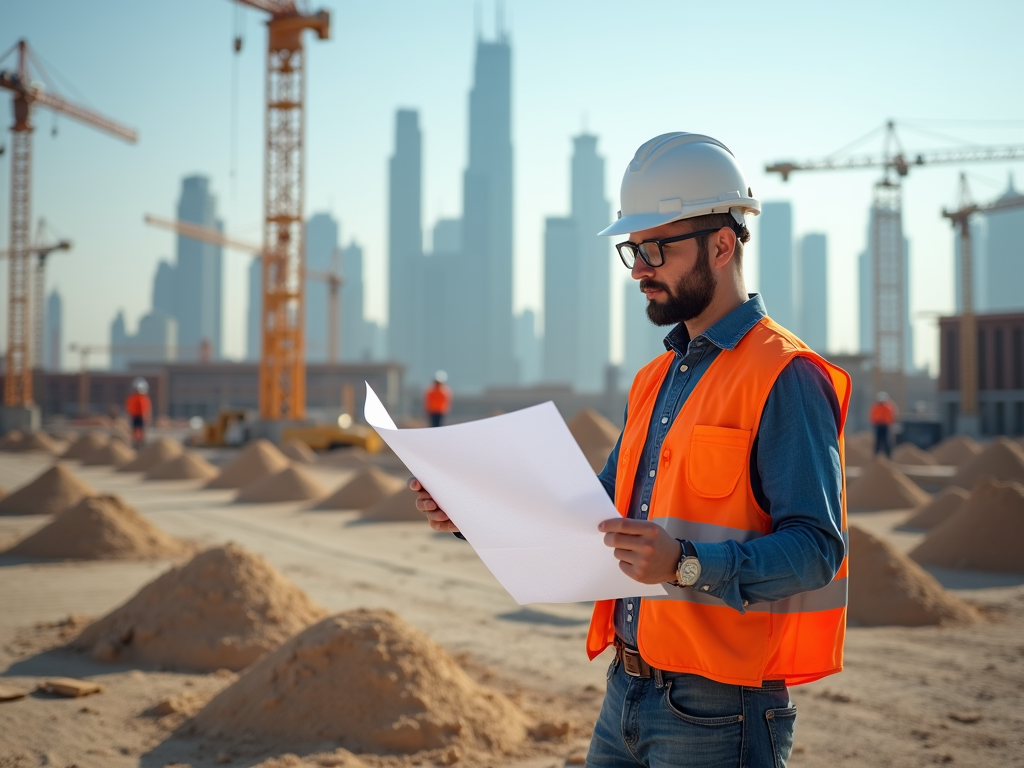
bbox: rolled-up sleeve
[689,357,846,612]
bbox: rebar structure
[870,179,906,406]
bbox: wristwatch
[674,539,701,587]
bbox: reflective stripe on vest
[585,316,850,688]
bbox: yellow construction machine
[281,418,383,453]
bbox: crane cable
[229,3,244,200]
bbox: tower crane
[766,120,1024,409]
[0,220,72,370]
[941,174,1024,436]
[144,213,344,363]
[229,0,330,420]
[0,40,137,410]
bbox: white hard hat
[434,370,448,384]
[132,377,149,394]
[876,391,889,402]
[598,133,760,237]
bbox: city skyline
[1,1,1023,376]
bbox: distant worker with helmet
[412,133,849,767]
[126,377,152,449]
[424,371,452,428]
[870,391,897,457]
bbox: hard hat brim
[597,211,682,238]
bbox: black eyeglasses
[616,228,722,269]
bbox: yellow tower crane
[0,40,136,415]
[766,121,1024,410]
[941,174,1024,436]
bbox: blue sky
[1,0,1023,372]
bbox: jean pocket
[766,705,798,767]
[663,680,744,726]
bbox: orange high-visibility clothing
[869,401,896,426]
[424,383,452,415]
[125,392,152,419]
[586,316,851,687]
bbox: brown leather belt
[614,638,657,678]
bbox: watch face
[679,558,701,586]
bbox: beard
[642,241,716,326]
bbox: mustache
[639,279,671,294]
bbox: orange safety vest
[586,316,851,687]
[869,401,896,426]
[125,392,151,419]
[424,383,452,415]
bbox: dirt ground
[1,448,1022,768]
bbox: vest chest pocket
[686,425,751,499]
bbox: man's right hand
[409,478,460,534]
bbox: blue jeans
[587,658,797,767]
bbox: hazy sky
[1,0,1023,372]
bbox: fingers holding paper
[409,477,461,534]
[599,517,681,585]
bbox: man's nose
[631,258,655,281]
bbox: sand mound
[361,486,421,522]
[118,437,183,472]
[319,467,406,510]
[910,478,1024,573]
[848,526,978,626]
[61,432,109,460]
[3,494,191,560]
[846,431,874,454]
[236,465,327,503]
[953,437,1024,488]
[282,439,316,464]
[846,457,931,510]
[81,440,136,467]
[207,440,290,489]
[0,465,96,516]
[843,440,875,468]
[1,431,60,454]
[0,430,25,451]
[193,609,527,755]
[321,447,370,469]
[566,409,618,472]
[72,544,326,670]
[144,452,218,481]
[901,487,969,530]
[929,435,982,466]
[892,442,937,466]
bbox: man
[125,377,152,449]
[424,371,452,428]
[870,391,897,457]
[412,133,849,767]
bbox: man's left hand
[598,518,682,584]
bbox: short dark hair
[685,212,749,269]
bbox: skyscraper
[513,309,541,385]
[571,134,611,392]
[543,217,578,384]
[458,25,515,390]
[982,176,1024,312]
[306,212,340,362]
[44,288,62,371]
[174,176,223,360]
[341,241,370,361]
[798,233,828,352]
[758,202,796,331]
[387,109,426,384]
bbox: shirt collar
[663,294,767,355]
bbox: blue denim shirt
[602,294,845,646]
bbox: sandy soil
[1,450,1023,767]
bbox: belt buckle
[622,649,643,677]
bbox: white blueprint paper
[363,383,667,605]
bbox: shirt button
[627,602,634,610]
[640,503,648,512]
[701,585,710,592]
[679,364,689,372]
[661,416,668,424]
[626,614,633,622]
[649,470,656,478]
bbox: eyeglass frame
[615,227,724,269]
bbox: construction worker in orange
[424,371,452,428]
[126,377,152,449]
[870,391,897,458]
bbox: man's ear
[711,227,737,269]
